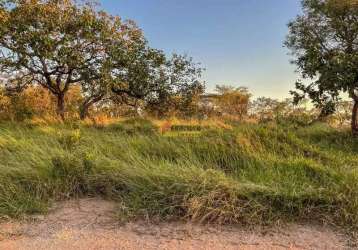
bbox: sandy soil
[0,198,351,250]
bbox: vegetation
[0,119,357,228]
[0,0,355,127]
[0,0,357,232]
[285,0,358,135]
[0,0,204,121]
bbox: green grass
[0,119,357,229]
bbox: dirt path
[0,198,351,250]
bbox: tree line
[0,0,205,120]
[0,0,357,135]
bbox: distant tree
[214,85,251,119]
[334,100,354,126]
[250,97,314,125]
[150,55,205,118]
[250,97,279,122]
[285,0,358,135]
[0,84,84,121]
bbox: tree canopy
[0,0,140,119]
[285,0,358,135]
[0,0,205,120]
[214,85,251,119]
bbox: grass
[0,118,357,229]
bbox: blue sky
[100,0,302,99]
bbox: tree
[147,54,205,118]
[78,20,144,120]
[0,0,139,120]
[250,97,279,122]
[111,51,205,118]
[214,85,251,119]
[110,42,167,115]
[285,0,358,135]
[334,100,354,126]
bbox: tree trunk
[79,95,105,120]
[57,94,65,121]
[79,103,90,120]
[352,99,358,136]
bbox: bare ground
[0,198,352,250]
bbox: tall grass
[0,119,357,228]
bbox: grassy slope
[0,119,357,228]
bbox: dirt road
[0,198,351,250]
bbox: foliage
[0,1,205,121]
[333,100,354,126]
[285,0,358,135]
[0,85,83,121]
[0,0,144,120]
[250,97,314,125]
[115,53,206,119]
[213,85,251,119]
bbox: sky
[100,0,302,99]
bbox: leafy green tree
[78,19,144,120]
[150,54,205,118]
[285,0,358,135]
[110,42,166,102]
[111,51,205,118]
[0,0,140,120]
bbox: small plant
[0,183,47,218]
[57,129,81,149]
[82,153,95,174]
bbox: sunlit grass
[0,119,357,229]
